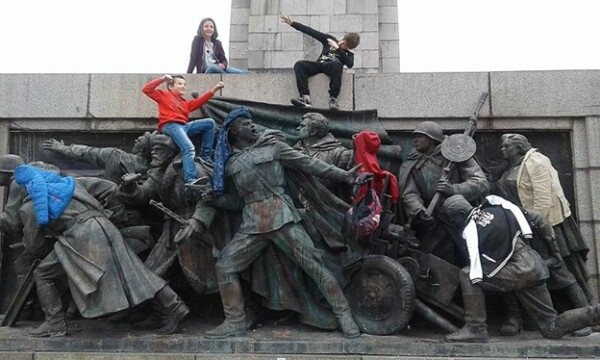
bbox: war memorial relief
[1,1,600,359]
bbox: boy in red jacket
[143,74,224,184]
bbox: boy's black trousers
[293,60,343,98]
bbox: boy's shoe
[190,176,210,186]
[329,96,340,110]
[184,176,210,194]
[291,95,311,108]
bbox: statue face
[150,146,175,168]
[231,118,258,144]
[132,134,150,155]
[296,119,312,140]
[501,139,519,160]
[413,134,434,153]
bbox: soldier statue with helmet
[397,121,489,266]
[0,154,53,288]
[0,154,26,233]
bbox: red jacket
[352,131,399,205]
[142,78,213,131]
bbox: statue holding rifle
[397,94,490,266]
[119,134,219,330]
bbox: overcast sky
[1,0,599,73]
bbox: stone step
[1,319,600,359]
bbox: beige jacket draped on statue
[516,148,571,226]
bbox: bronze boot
[154,285,190,335]
[132,303,166,331]
[336,311,361,339]
[499,293,523,336]
[29,283,67,338]
[446,325,489,342]
[446,279,488,342]
[545,304,600,339]
[565,283,593,337]
[205,280,247,339]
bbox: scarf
[212,106,252,195]
[352,130,399,204]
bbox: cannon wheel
[345,255,416,335]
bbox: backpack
[345,174,383,238]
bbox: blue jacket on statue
[14,164,75,225]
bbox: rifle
[121,172,142,185]
[149,199,213,246]
[150,199,186,226]
[119,172,143,193]
[424,92,488,218]
[1,259,40,327]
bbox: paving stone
[362,14,379,32]
[333,0,347,14]
[281,0,307,15]
[0,74,88,118]
[0,352,32,360]
[35,353,193,360]
[220,72,352,110]
[355,72,490,118]
[490,70,600,117]
[307,0,335,15]
[88,74,221,119]
[232,0,250,9]
[330,15,363,32]
[347,0,379,14]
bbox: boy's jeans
[162,119,215,184]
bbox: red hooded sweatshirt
[352,130,399,205]
[142,77,214,131]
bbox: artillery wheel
[346,255,416,335]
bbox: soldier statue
[6,161,189,337]
[43,132,153,185]
[441,194,600,342]
[293,112,354,201]
[119,134,219,330]
[0,155,44,279]
[493,133,593,336]
[203,107,361,339]
[398,121,489,265]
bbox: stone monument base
[1,315,600,360]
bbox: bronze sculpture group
[1,95,599,343]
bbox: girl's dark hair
[197,18,218,41]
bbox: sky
[1,0,599,73]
